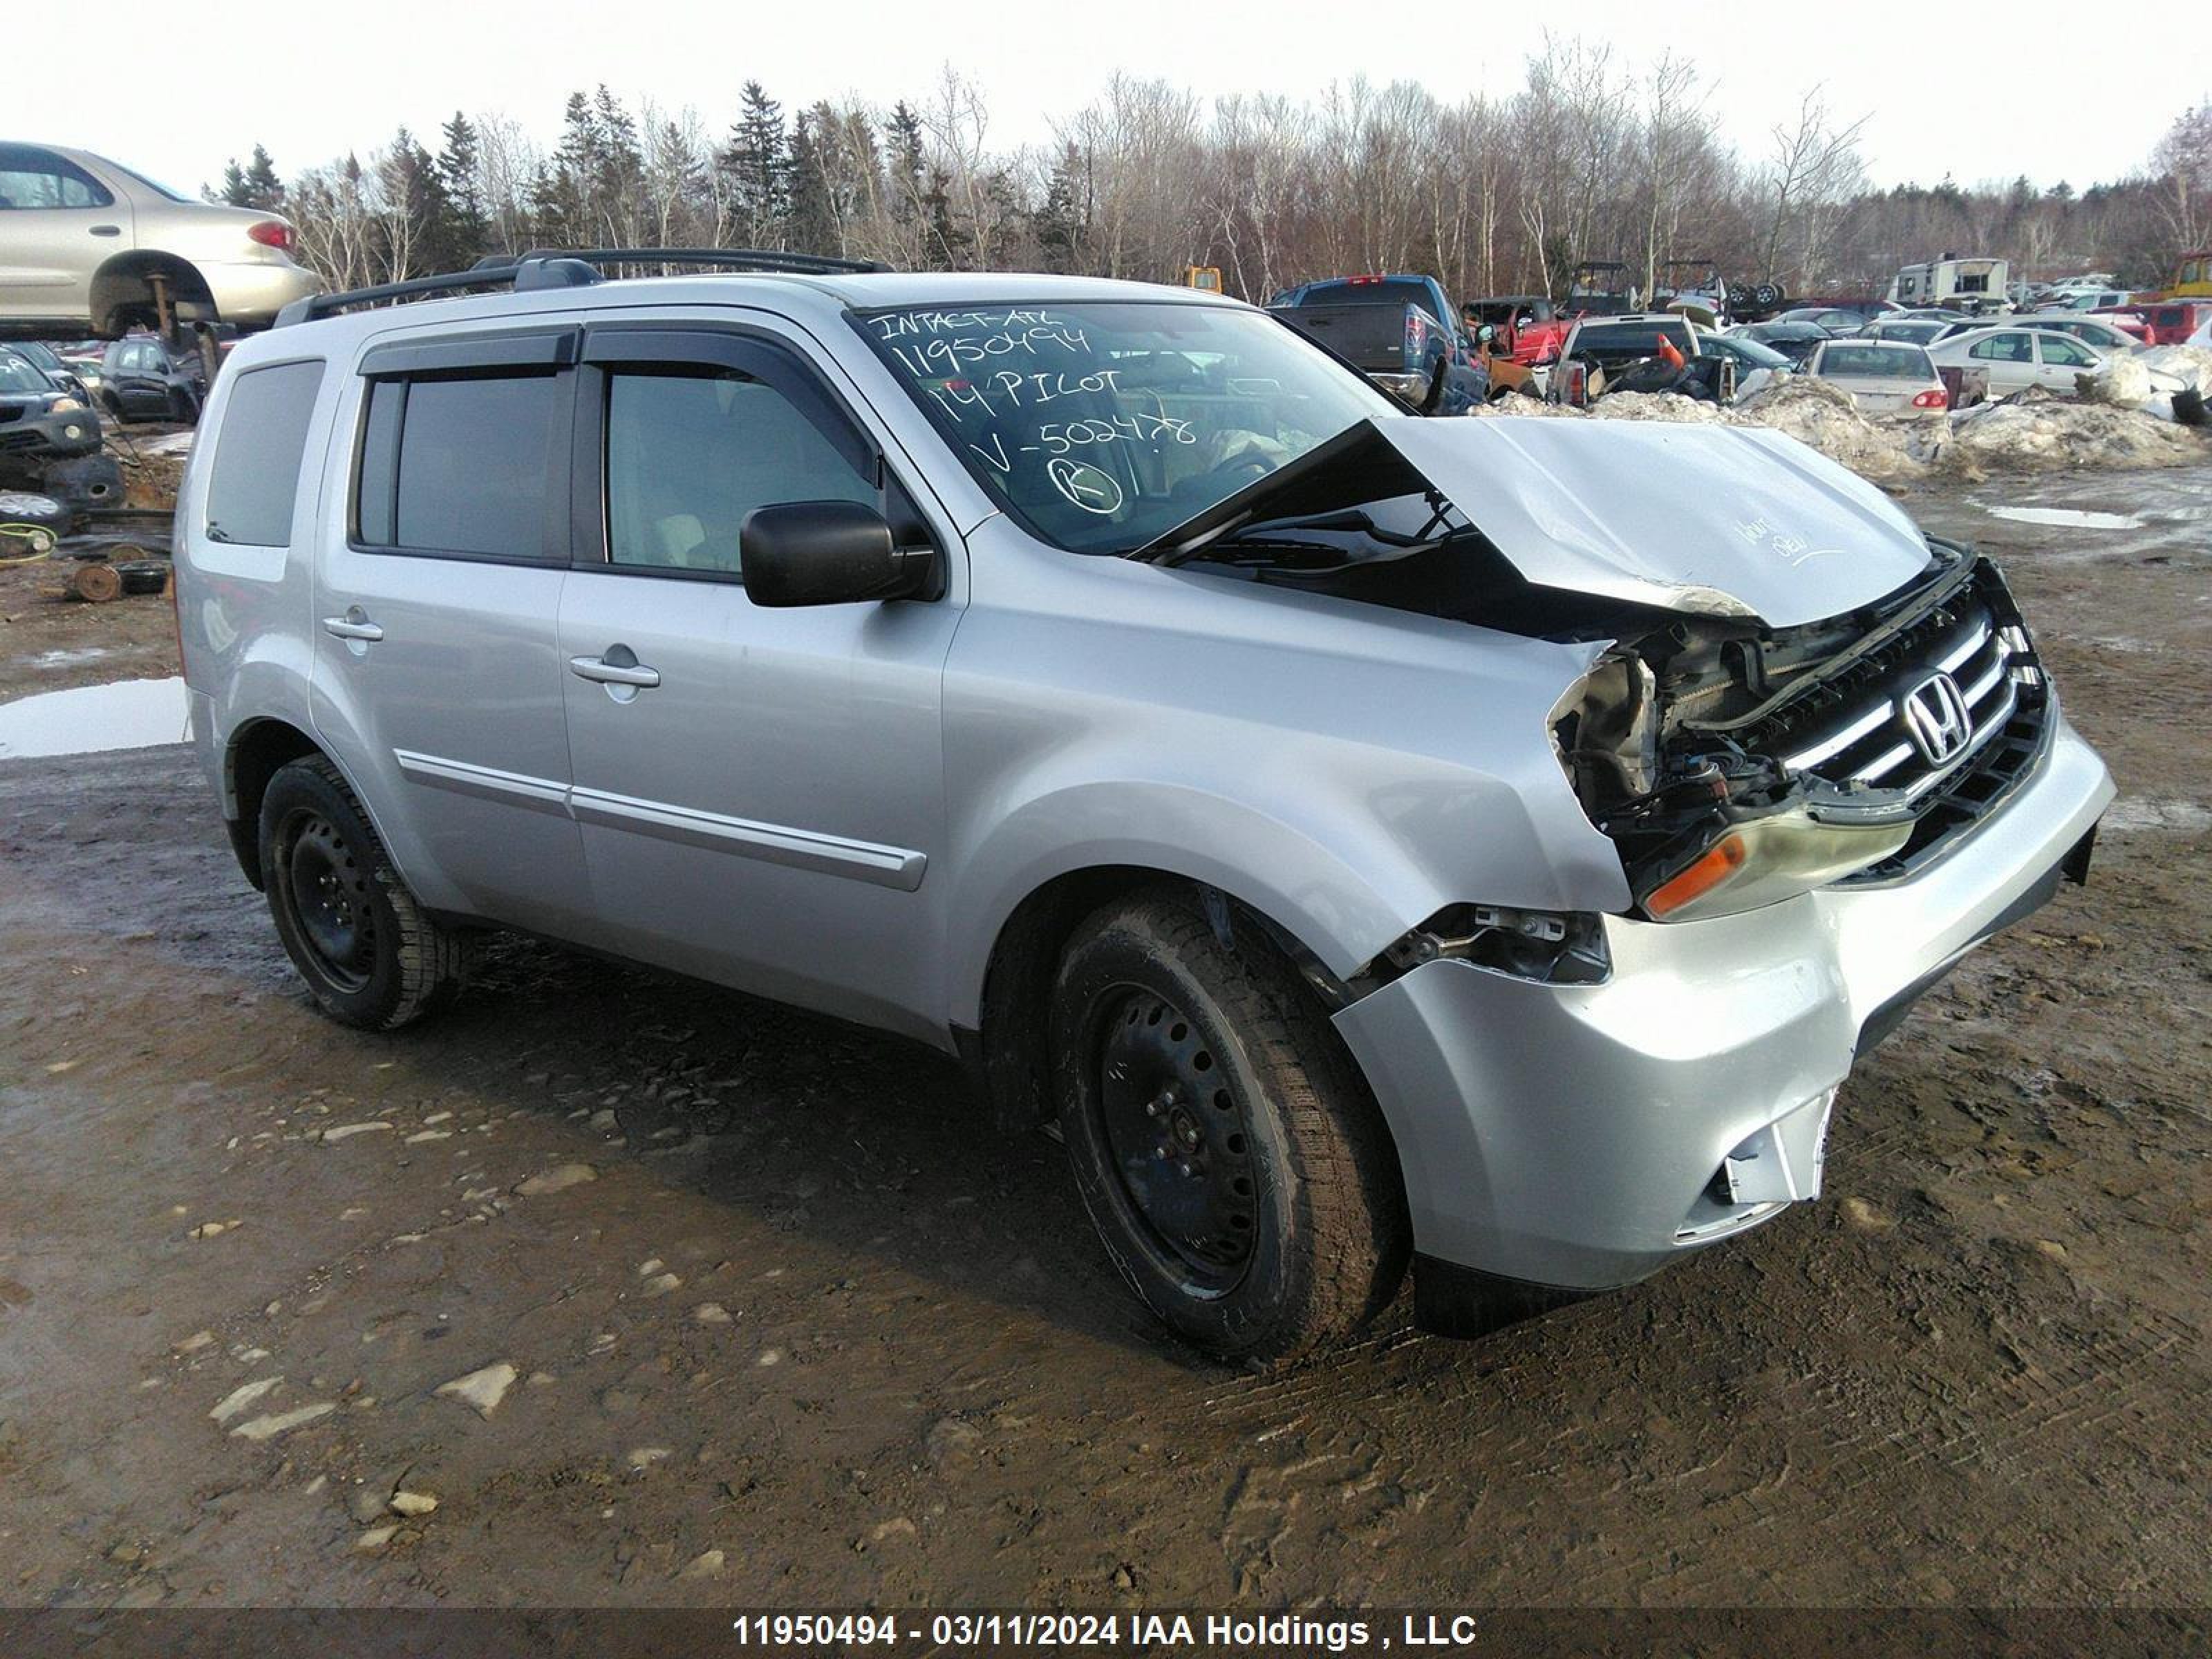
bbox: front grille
[0,429,46,453]
[0,405,26,424]
[1745,562,2049,870]
[1779,601,2019,798]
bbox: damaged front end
[1553,539,2050,921]
[1145,417,2055,932]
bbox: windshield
[858,301,1397,554]
[0,351,51,395]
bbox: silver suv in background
[175,252,2112,1363]
[0,142,319,337]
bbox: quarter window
[355,372,562,561]
[602,368,877,579]
[205,360,325,547]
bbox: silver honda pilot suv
[175,255,2112,1362]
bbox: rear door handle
[321,612,384,642]
[89,224,122,238]
[568,653,660,688]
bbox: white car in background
[1801,339,1949,413]
[1951,313,2141,357]
[0,141,320,337]
[1927,326,2105,397]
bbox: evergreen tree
[885,99,927,225]
[219,160,252,207]
[544,92,598,246]
[720,81,789,247]
[1033,142,1089,273]
[243,145,284,210]
[787,110,836,254]
[435,113,489,261]
[590,84,646,243]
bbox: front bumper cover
[1333,709,2113,1291]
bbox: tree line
[211,45,2212,305]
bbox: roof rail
[275,246,890,328]
[510,247,893,277]
[274,261,521,327]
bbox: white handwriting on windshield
[877,308,1215,514]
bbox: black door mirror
[739,500,935,608]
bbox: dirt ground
[0,456,2207,1616]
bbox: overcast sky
[64,0,2206,199]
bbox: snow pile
[1584,391,1724,423]
[1935,394,2206,478]
[1730,376,1926,482]
[2079,352,2156,408]
[2139,344,2212,391]
[1474,367,2209,483]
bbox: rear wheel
[1050,892,1409,1364]
[259,756,468,1030]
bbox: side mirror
[739,500,936,608]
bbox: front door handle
[568,652,660,689]
[321,612,384,642]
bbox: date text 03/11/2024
[726,1611,1499,1649]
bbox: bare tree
[1762,86,1868,290]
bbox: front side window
[0,143,112,210]
[205,360,326,546]
[860,301,1398,555]
[603,368,877,577]
[2038,334,2095,367]
[355,371,561,559]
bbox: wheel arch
[221,716,325,888]
[90,252,216,337]
[964,861,1378,1136]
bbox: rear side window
[205,360,325,547]
[0,143,113,209]
[355,372,562,560]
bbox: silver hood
[1379,417,1932,627]
[1145,416,1934,630]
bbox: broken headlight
[1635,803,1911,923]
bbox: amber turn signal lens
[1643,834,1747,919]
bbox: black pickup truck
[1267,275,1488,413]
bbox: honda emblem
[1900,672,1973,765]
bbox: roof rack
[275,246,892,328]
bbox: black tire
[1049,890,1409,1364]
[258,755,468,1030]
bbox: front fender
[944,780,1430,1031]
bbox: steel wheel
[276,809,376,994]
[1090,985,1262,1294]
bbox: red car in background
[1463,295,1571,365]
[2098,301,2212,345]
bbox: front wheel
[259,756,469,1030]
[1050,892,1409,1364]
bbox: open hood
[1144,417,1933,628]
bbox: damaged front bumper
[1331,706,2112,1293]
